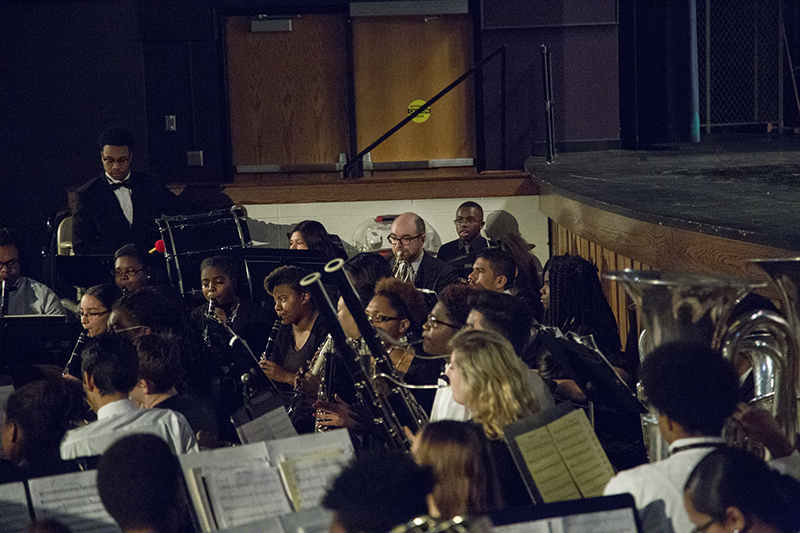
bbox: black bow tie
[109,180,131,190]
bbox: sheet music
[236,405,298,444]
[263,428,354,464]
[28,470,119,532]
[204,464,292,528]
[494,508,639,533]
[546,409,615,497]
[514,425,582,503]
[180,442,272,531]
[278,448,349,511]
[0,481,31,532]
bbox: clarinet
[62,331,89,378]
[1,280,8,317]
[260,319,283,362]
[202,299,216,347]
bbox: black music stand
[535,326,646,414]
[0,316,82,369]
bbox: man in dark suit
[388,212,458,297]
[72,128,186,255]
[436,201,489,263]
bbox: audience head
[454,201,485,243]
[468,248,516,292]
[390,213,426,263]
[81,333,139,407]
[129,334,182,407]
[466,290,533,355]
[200,255,238,308]
[422,283,476,356]
[684,447,800,533]
[447,329,540,439]
[1,380,75,465]
[541,254,620,354]
[264,265,314,325]
[99,127,135,182]
[288,220,343,260]
[368,277,427,340]
[413,420,503,518]
[98,433,190,533]
[323,451,434,533]
[641,342,738,440]
[0,227,21,286]
[113,244,150,294]
[80,283,122,337]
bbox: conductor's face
[101,144,132,181]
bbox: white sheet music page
[0,481,31,532]
[179,442,272,531]
[28,470,119,532]
[265,429,355,511]
[204,463,292,529]
[236,405,298,444]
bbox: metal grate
[698,0,781,130]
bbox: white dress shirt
[604,436,726,533]
[6,276,65,316]
[107,171,133,226]
[60,398,198,459]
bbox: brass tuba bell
[606,269,798,462]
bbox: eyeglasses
[114,267,144,278]
[102,156,130,166]
[77,310,110,319]
[387,234,423,246]
[107,324,148,334]
[0,258,20,271]
[454,217,481,225]
[367,313,400,324]
[425,314,459,329]
[690,520,716,533]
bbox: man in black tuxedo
[388,212,458,298]
[72,128,186,255]
[436,201,488,263]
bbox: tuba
[393,250,415,283]
[606,269,798,462]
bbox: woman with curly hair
[413,420,504,518]
[446,329,539,507]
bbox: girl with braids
[537,254,646,470]
[684,447,800,533]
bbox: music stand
[535,326,647,414]
[0,316,82,369]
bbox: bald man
[388,213,458,297]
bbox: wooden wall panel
[352,15,475,162]
[226,15,350,166]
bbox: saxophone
[393,250,415,283]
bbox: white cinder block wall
[245,195,550,267]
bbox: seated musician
[259,265,329,390]
[437,202,488,263]
[389,212,458,297]
[366,277,441,413]
[60,333,198,459]
[79,284,122,338]
[288,220,347,260]
[129,333,219,442]
[190,255,268,355]
[603,341,742,532]
[113,244,151,294]
[467,247,515,294]
[445,329,541,508]
[0,227,64,315]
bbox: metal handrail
[342,45,507,178]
